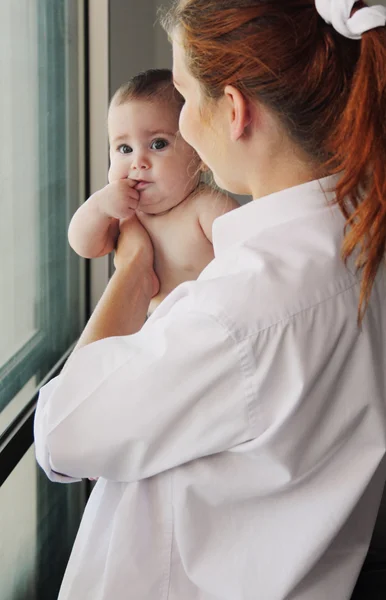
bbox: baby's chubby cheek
[108,162,125,184]
[108,163,117,184]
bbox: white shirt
[34,175,386,600]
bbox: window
[0,2,87,598]
[0,0,86,433]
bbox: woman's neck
[250,158,326,200]
[243,104,328,200]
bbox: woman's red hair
[162,0,386,323]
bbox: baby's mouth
[134,180,152,191]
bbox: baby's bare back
[136,184,237,312]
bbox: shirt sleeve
[34,293,253,483]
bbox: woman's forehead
[172,38,199,93]
[172,37,186,79]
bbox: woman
[34,1,386,598]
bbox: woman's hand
[114,215,160,298]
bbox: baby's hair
[111,68,184,112]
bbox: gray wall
[154,0,173,68]
[109,0,172,98]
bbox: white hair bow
[315,0,386,39]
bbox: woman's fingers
[114,216,160,297]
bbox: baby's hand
[96,179,140,220]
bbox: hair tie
[315,0,386,39]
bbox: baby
[68,69,238,314]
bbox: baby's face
[108,99,200,214]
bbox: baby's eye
[118,144,132,154]
[151,139,169,151]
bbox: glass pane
[0,1,39,368]
[0,0,85,428]
[0,446,85,600]
[0,378,37,434]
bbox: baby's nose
[131,153,150,170]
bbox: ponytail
[327,27,386,323]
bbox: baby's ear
[200,161,209,173]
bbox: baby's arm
[196,187,239,243]
[68,190,119,258]
[68,180,140,258]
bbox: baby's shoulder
[191,183,239,218]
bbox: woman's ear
[224,85,252,142]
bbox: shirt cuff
[34,376,81,484]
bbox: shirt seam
[216,278,359,343]
[229,330,258,433]
[198,311,258,436]
[155,303,258,444]
[163,470,174,600]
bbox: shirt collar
[213,175,340,255]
